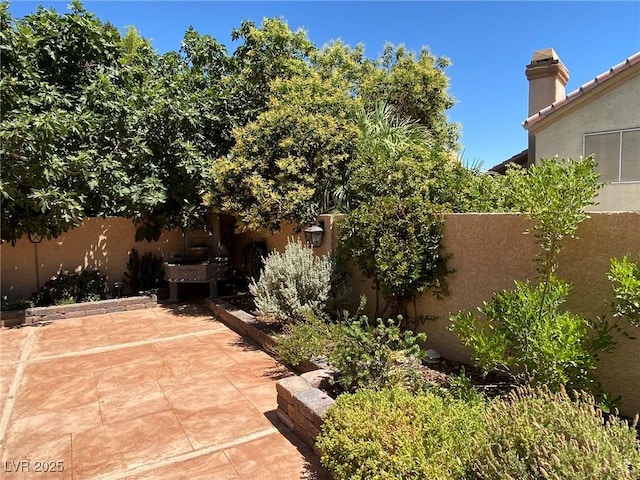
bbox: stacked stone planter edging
[205,297,336,454]
[276,371,336,456]
[1,295,157,328]
[205,297,276,353]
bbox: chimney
[526,48,569,116]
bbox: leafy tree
[1,2,234,242]
[208,25,461,231]
[227,18,316,125]
[1,0,123,242]
[314,41,459,150]
[121,29,234,240]
[208,69,359,231]
[338,102,454,211]
[450,157,614,391]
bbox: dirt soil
[418,359,515,398]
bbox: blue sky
[7,1,640,168]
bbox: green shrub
[474,386,640,480]
[317,387,487,480]
[339,195,449,319]
[608,256,640,327]
[451,276,611,390]
[123,249,164,293]
[273,313,337,366]
[32,269,110,306]
[328,314,427,392]
[249,238,334,323]
[1,296,34,311]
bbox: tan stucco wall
[533,72,640,211]
[5,212,639,415]
[1,217,183,300]
[347,212,640,417]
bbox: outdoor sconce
[303,221,324,248]
[28,231,43,243]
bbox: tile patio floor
[0,303,329,479]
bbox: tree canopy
[1,1,233,242]
[1,2,464,241]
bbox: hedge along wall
[240,212,640,417]
[1,217,183,301]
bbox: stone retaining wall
[0,295,157,328]
[276,374,335,456]
[205,298,276,353]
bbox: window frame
[583,127,640,184]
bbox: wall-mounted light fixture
[28,231,43,243]
[303,221,324,248]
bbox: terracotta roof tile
[523,51,640,129]
[488,149,528,175]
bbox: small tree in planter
[451,156,615,391]
[340,195,450,323]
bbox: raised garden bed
[1,294,157,328]
[203,295,518,454]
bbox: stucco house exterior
[492,48,640,211]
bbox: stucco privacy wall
[352,213,640,417]
[244,212,640,416]
[532,72,640,211]
[1,217,183,300]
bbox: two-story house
[491,48,640,211]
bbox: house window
[584,128,640,182]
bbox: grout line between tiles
[0,328,37,448]
[92,427,279,480]
[28,326,230,364]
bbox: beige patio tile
[125,451,239,480]
[1,433,73,480]
[159,345,238,377]
[153,318,225,336]
[224,431,328,480]
[97,382,172,424]
[106,344,163,367]
[222,361,284,390]
[94,358,173,390]
[1,302,323,479]
[159,374,245,412]
[0,327,29,363]
[106,322,163,345]
[72,411,192,479]
[79,315,115,336]
[23,352,110,378]
[238,382,280,414]
[3,402,102,452]
[70,426,129,479]
[152,335,204,355]
[0,362,17,407]
[174,399,273,450]
[13,372,98,418]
